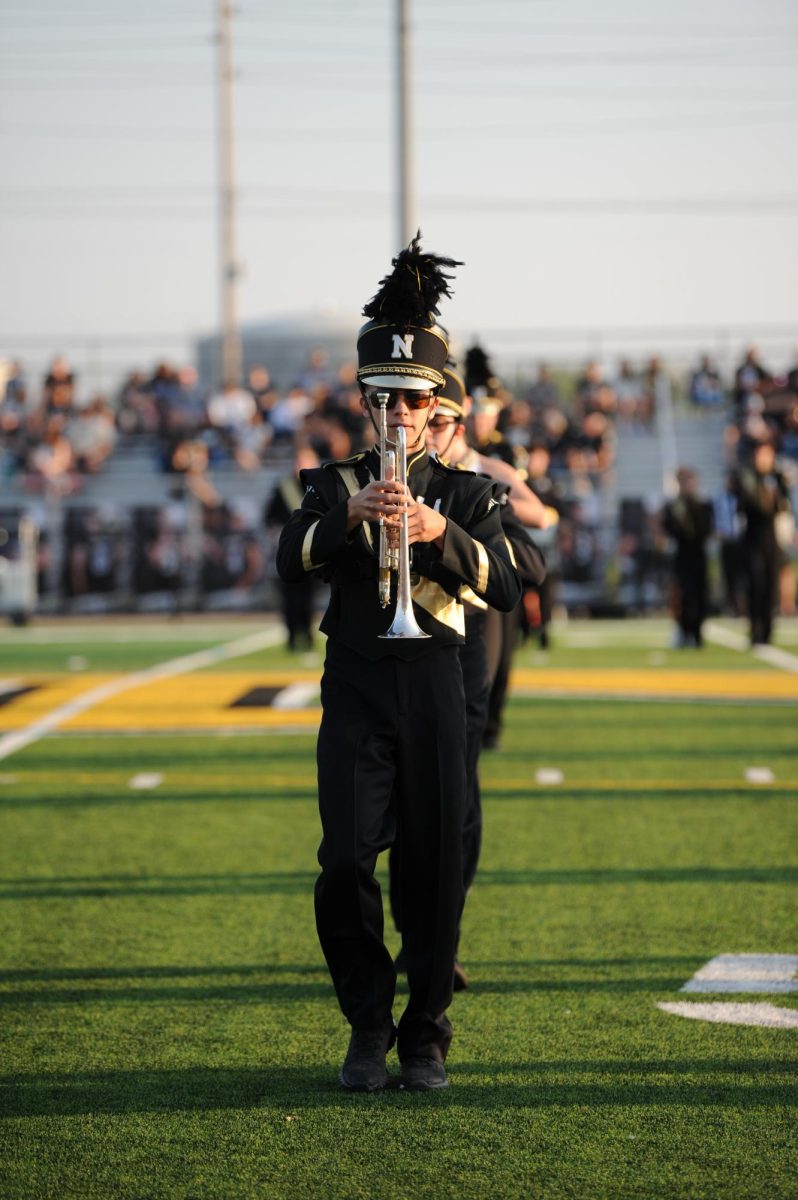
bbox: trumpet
[376,395,429,640]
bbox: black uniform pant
[483,604,521,747]
[279,579,315,650]
[743,536,779,645]
[457,623,490,894]
[674,550,708,645]
[315,642,466,1062]
[388,620,489,937]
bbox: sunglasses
[362,386,437,411]
[428,415,457,431]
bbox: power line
[2,193,797,220]
[2,108,797,148]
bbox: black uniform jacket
[276,447,521,660]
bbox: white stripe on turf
[272,682,321,710]
[657,1002,798,1029]
[680,953,798,994]
[704,621,798,673]
[0,627,284,762]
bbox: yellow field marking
[0,666,796,735]
[510,668,798,700]
[0,672,320,732]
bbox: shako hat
[465,341,504,413]
[438,364,466,419]
[357,232,462,391]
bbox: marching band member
[388,367,545,990]
[277,236,520,1092]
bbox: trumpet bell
[379,605,430,640]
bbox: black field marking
[0,686,38,709]
[229,687,282,708]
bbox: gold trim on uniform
[504,536,518,568]
[459,584,488,612]
[411,578,465,636]
[356,362,445,388]
[475,540,490,594]
[333,465,374,549]
[302,520,320,572]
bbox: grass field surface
[0,617,796,1199]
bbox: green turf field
[0,618,796,1199]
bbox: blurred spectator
[734,346,773,412]
[117,370,160,436]
[65,506,123,598]
[26,414,76,494]
[1,364,29,471]
[614,359,643,423]
[470,397,515,466]
[201,502,263,596]
[169,436,219,507]
[574,361,616,419]
[67,395,117,474]
[248,364,277,421]
[639,357,669,428]
[689,355,725,409]
[234,411,273,471]
[43,356,75,417]
[269,387,313,444]
[207,379,257,440]
[298,348,333,395]
[499,398,532,453]
[134,503,186,595]
[525,363,560,408]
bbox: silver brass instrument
[377,394,396,609]
[376,398,430,640]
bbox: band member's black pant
[674,550,708,645]
[315,642,466,1062]
[388,618,489,941]
[459,620,490,894]
[742,535,779,645]
[279,579,315,650]
[483,605,521,748]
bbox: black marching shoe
[339,1021,397,1092]
[400,1057,449,1091]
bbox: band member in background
[277,237,520,1093]
[464,342,516,467]
[264,446,321,651]
[457,346,554,748]
[661,467,714,649]
[389,365,545,991]
[732,438,793,646]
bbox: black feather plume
[362,231,462,327]
[464,343,498,396]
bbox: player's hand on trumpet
[403,492,447,549]
[346,480,407,532]
[347,481,447,550]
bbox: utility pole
[396,0,415,249]
[216,0,242,385]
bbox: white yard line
[0,627,284,762]
[657,1001,798,1029]
[704,621,798,674]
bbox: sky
[1,0,797,389]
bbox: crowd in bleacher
[3,345,798,486]
[1,343,796,610]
